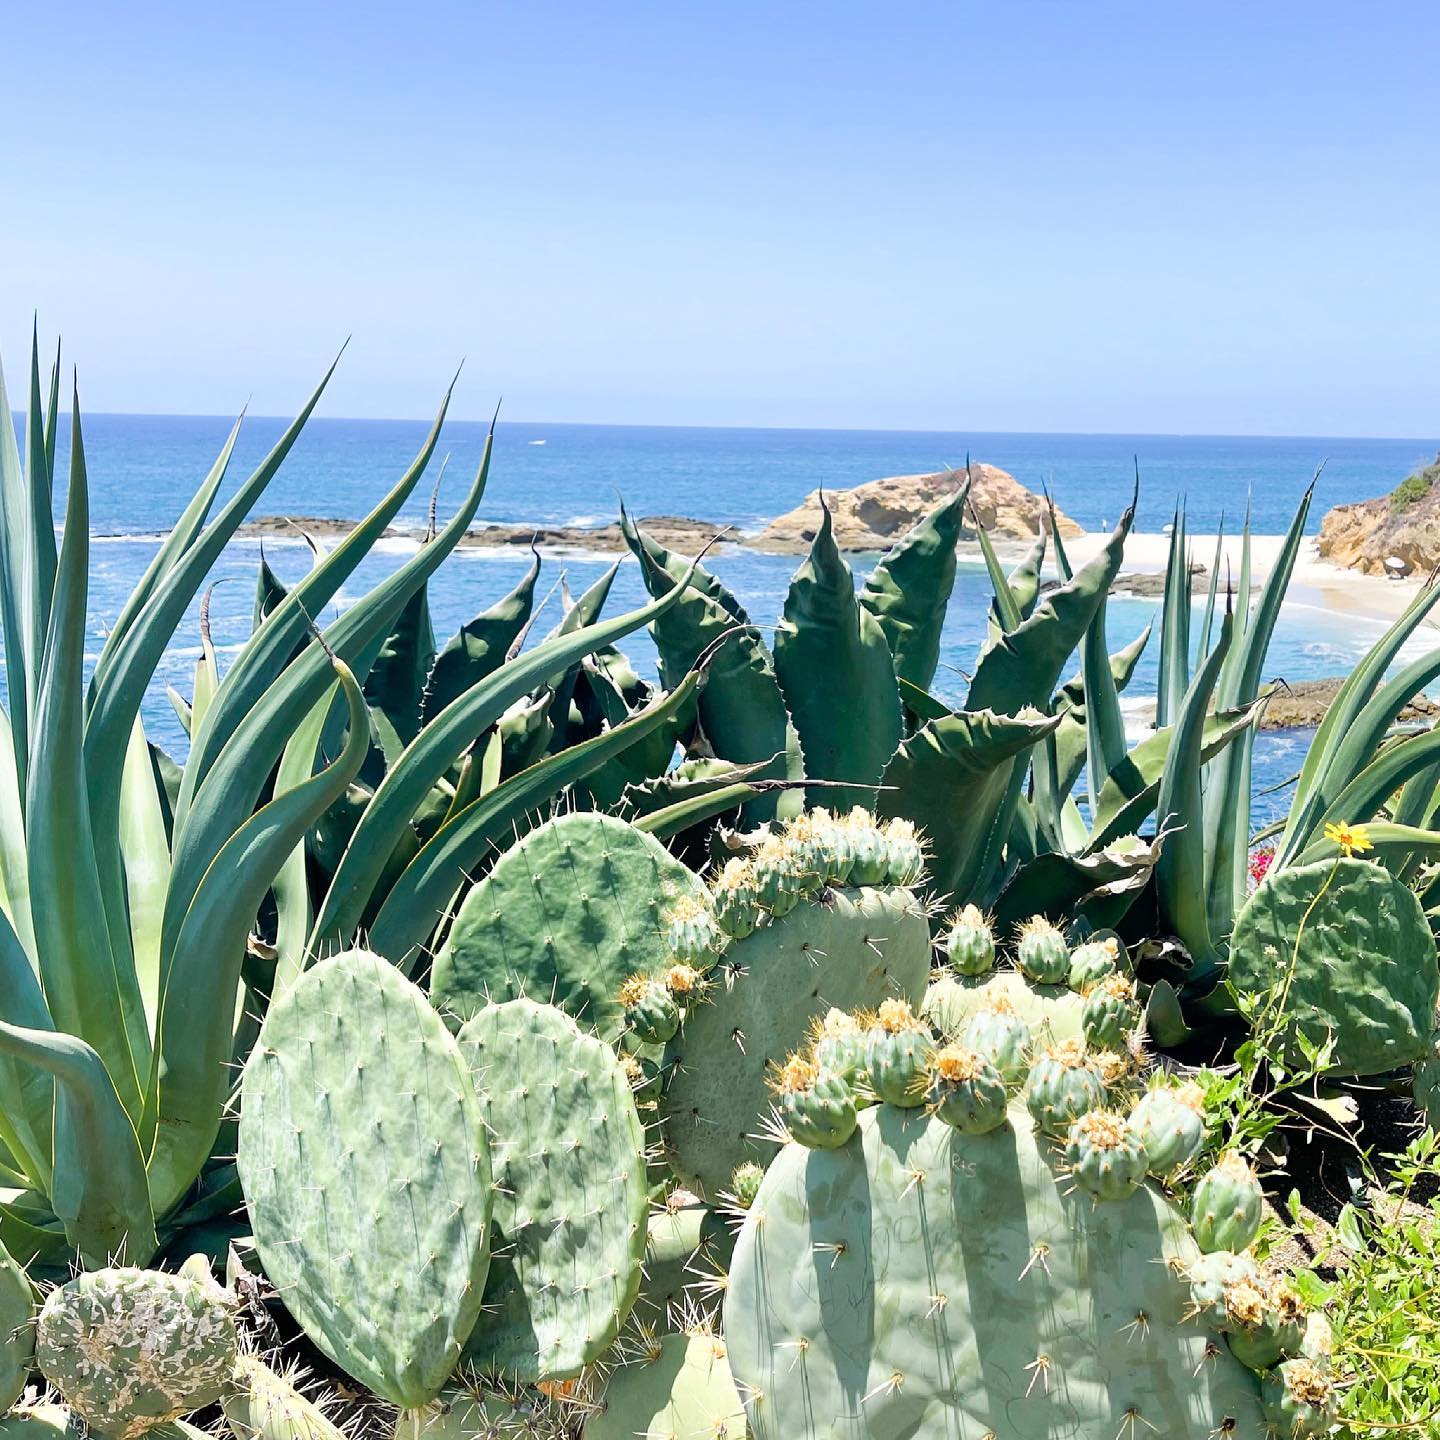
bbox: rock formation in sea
[747,463,1082,553]
[1318,452,1440,575]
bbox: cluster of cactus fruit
[0,799,1398,1439]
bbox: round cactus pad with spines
[585,1331,747,1440]
[238,949,493,1408]
[1228,856,1439,1076]
[660,886,930,1195]
[725,1104,1266,1438]
[430,814,707,1040]
[458,998,649,1382]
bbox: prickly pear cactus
[943,904,995,977]
[0,1237,34,1413]
[584,1331,747,1440]
[35,1267,237,1439]
[1415,1025,1440,1126]
[396,1384,569,1438]
[1228,856,1440,1075]
[238,949,493,1408]
[0,1404,72,1438]
[458,998,649,1381]
[660,885,930,1194]
[1130,1080,1207,1178]
[636,1204,735,1328]
[221,1353,349,1439]
[924,968,1084,1050]
[431,814,708,1040]
[725,1103,1267,1438]
[1191,1153,1265,1255]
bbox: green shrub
[1388,454,1440,511]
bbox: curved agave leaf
[0,1021,156,1267]
[1154,506,1190,728]
[0,904,54,1189]
[27,401,148,1119]
[966,507,1134,717]
[146,659,372,1214]
[774,504,902,811]
[857,477,969,689]
[877,707,1062,909]
[1293,819,1440,868]
[1276,578,1440,867]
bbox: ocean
[42,414,1440,825]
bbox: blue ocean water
[38,414,1440,825]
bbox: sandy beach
[1053,530,1439,629]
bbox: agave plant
[0,334,709,1275]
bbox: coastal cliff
[748,462,1081,553]
[1318,453,1440,575]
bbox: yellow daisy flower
[1323,821,1373,857]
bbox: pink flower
[1248,846,1275,888]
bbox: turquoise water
[44,414,1440,822]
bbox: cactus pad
[1228,856,1439,1075]
[458,998,648,1381]
[35,1267,237,1439]
[725,1103,1266,1438]
[1416,1027,1440,1126]
[431,814,707,1040]
[924,969,1084,1049]
[660,886,930,1194]
[238,950,492,1407]
[0,1237,33,1413]
[585,1331,746,1440]
[221,1354,349,1439]
[397,1385,569,1438]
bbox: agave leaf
[88,359,343,844]
[992,835,1161,934]
[1195,519,1226,664]
[120,717,171,1030]
[309,559,703,953]
[571,658,677,809]
[23,327,57,705]
[27,400,148,1118]
[1010,527,1052,612]
[0,905,54,1189]
[175,380,455,823]
[364,582,436,747]
[877,707,1062,910]
[0,353,34,792]
[635,781,765,839]
[1154,506,1190,728]
[620,512,799,822]
[0,707,34,958]
[1293,819,1440,868]
[1275,578,1440,867]
[421,550,540,725]
[1154,610,1232,988]
[0,1021,156,1266]
[619,756,773,821]
[1297,726,1440,857]
[1204,485,1316,931]
[966,506,1134,718]
[774,504,902,811]
[858,477,969,689]
[1089,702,1263,851]
[162,436,491,988]
[366,661,708,970]
[146,659,371,1215]
[973,502,1023,638]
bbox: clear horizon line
[22,409,1440,447]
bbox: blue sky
[3,3,1438,434]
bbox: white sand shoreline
[1014,531,1439,631]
